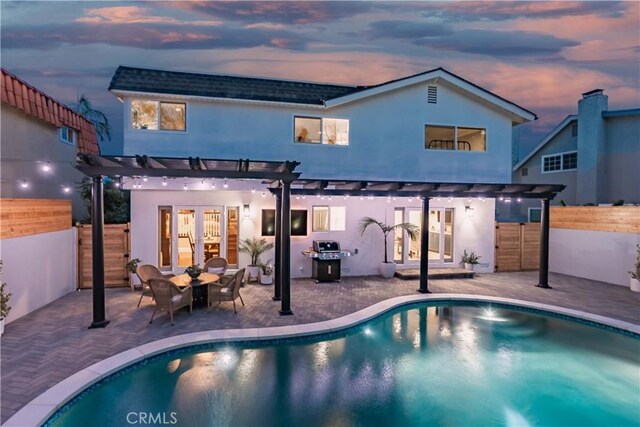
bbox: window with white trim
[425,125,486,151]
[294,117,349,145]
[312,206,346,231]
[528,208,541,223]
[542,151,577,173]
[60,127,77,145]
[131,100,186,131]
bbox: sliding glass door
[400,207,454,264]
[173,206,225,270]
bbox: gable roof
[109,66,536,123]
[513,114,577,171]
[1,68,100,154]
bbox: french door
[395,207,454,265]
[174,206,225,270]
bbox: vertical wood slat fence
[494,222,541,272]
[77,222,130,289]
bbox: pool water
[48,304,640,427]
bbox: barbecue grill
[303,240,352,282]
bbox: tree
[74,94,111,143]
[358,216,419,264]
[78,177,130,224]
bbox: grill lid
[313,240,340,253]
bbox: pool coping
[4,293,639,427]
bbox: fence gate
[495,222,540,272]
[77,222,130,289]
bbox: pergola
[77,154,564,328]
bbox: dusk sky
[1,1,638,156]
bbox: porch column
[536,198,552,289]
[89,176,110,328]
[272,189,282,301]
[417,196,431,293]
[279,180,293,315]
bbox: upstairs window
[294,117,349,145]
[425,125,486,151]
[60,127,77,145]
[542,151,577,173]
[131,100,186,131]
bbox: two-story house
[108,66,542,278]
[503,89,639,222]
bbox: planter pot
[260,274,273,285]
[631,278,640,293]
[246,265,261,282]
[0,319,4,336]
[464,263,475,271]
[129,273,141,291]
[379,262,396,279]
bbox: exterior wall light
[243,204,250,218]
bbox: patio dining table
[170,272,220,309]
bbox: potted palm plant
[358,216,419,278]
[260,261,274,285]
[460,250,481,271]
[629,245,640,292]
[1,261,11,336]
[125,257,142,291]
[239,238,274,282]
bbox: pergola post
[272,189,282,301]
[89,176,109,328]
[279,180,293,315]
[536,198,552,289]
[417,196,431,293]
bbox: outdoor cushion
[171,294,182,304]
[208,267,225,274]
[220,287,231,294]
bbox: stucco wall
[130,188,496,278]
[0,105,87,220]
[1,229,76,323]
[604,115,640,204]
[121,81,515,183]
[549,228,639,287]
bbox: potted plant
[358,216,419,278]
[126,257,142,291]
[185,264,203,280]
[1,261,11,336]
[239,238,274,282]
[260,261,274,285]
[460,250,481,271]
[629,245,640,292]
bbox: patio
[2,271,639,423]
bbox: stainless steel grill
[303,240,352,282]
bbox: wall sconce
[465,205,475,215]
[243,204,250,218]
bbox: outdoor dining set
[134,257,246,325]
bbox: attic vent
[427,86,438,104]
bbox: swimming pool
[46,302,639,427]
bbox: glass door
[403,207,454,264]
[173,206,225,270]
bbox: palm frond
[75,94,111,142]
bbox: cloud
[76,5,222,26]
[367,20,452,39]
[420,1,631,22]
[1,23,310,51]
[174,1,376,24]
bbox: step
[395,268,475,280]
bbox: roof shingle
[1,68,100,154]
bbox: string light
[162,177,167,186]
[261,191,266,197]
[143,176,148,182]
[20,179,29,189]
[223,179,228,189]
[408,197,413,203]
[62,186,71,193]
[41,162,51,172]
[251,187,256,193]
[517,197,522,203]
[183,182,188,190]
[211,180,216,189]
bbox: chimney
[576,89,608,204]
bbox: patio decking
[2,271,639,423]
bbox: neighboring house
[0,68,100,220]
[108,66,539,277]
[503,89,640,222]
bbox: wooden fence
[550,206,640,233]
[77,223,130,289]
[494,222,540,272]
[0,198,71,239]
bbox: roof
[1,68,100,154]
[109,66,362,106]
[602,108,640,118]
[513,115,577,171]
[109,66,536,123]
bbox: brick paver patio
[2,271,639,423]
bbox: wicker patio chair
[147,278,193,325]
[208,268,245,314]
[135,264,175,308]
[204,257,235,285]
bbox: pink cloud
[77,6,221,26]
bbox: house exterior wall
[129,187,496,278]
[120,81,515,183]
[604,115,640,203]
[0,228,76,323]
[0,104,87,220]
